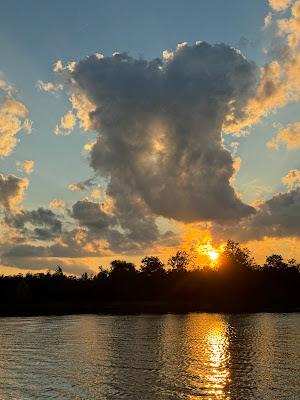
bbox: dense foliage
[0,241,299,315]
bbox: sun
[194,237,222,266]
[208,250,219,261]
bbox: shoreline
[0,301,299,317]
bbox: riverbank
[0,301,299,317]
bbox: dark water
[0,313,299,399]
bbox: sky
[1,0,300,275]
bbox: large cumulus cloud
[61,42,257,224]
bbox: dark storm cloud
[213,188,300,241]
[3,196,165,265]
[71,199,160,251]
[6,208,62,241]
[72,200,114,230]
[65,42,257,224]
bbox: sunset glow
[208,251,219,261]
[195,239,223,266]
[0,0,300,275]
[0,2,300,400]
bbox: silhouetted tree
[140,256,164,275]
[168,250,191,272]
[96,266,109,279]
[110,260,136,274]
[264,254,288,271]
[287,258,300,271]
[82,272,89,280]
[0,240,298,315]
[54,266,64,277]
[218,240,255,273]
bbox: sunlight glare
[208,250,219,261]
[195,237,223,266]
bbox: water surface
[0,313,299,399]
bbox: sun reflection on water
[183,315,231,400]
[206,325,231,399]
[0,314,298,399]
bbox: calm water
[0,313,299,400]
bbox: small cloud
[282,169,300,190]
[95,52,104,60]
[48,199,66,210]
[37,80,63,93]
[54,110,77,135]
[176,42,188,50]
[66,61,78,72]
[267,122,300,150]
[70,93,95,132]
[266,137,279,150]
[264,13,272,28]
[0,86,30,157]
[54,60,63,73]
[22,119,32,133]
[68,183,79,192]
[162,50,173,61]
[68,178,95,192]
[16,160,34,175]
[0,174,28,212]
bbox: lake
[0,313,299,399]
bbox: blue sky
[0,0,288,207]
[1,0,300,274]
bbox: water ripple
[0,313,299,399]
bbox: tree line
[0,240,299,315]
